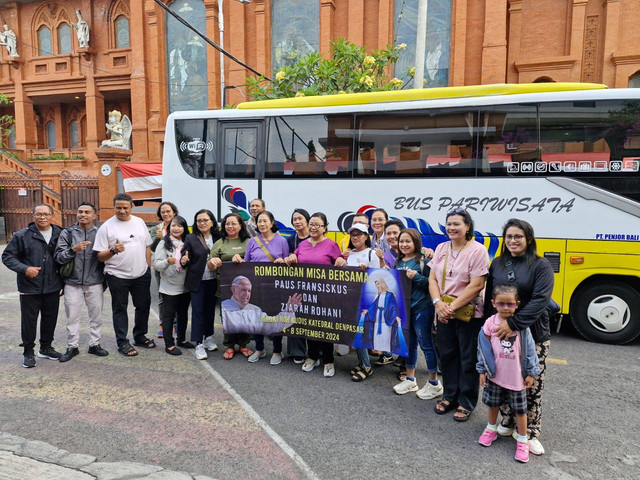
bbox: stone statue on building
[100,110,132,150]
[73,10,90,48]
[0,24,19,57]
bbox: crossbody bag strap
[441,243,450,292]
[254,235,276,263]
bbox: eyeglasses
[447,207,466,215]
[196,219,211,223]
[495,302,518,308]
[309,223,325,229]
[33,213,52,218]
[505,234,525,241]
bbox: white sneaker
[393,379,418,395]
[301,358,320,372]
[528,437,545,455]
[195,344,208,360]
[203,336,218,352]
[270,353,282,365]
[323,363,335,377]
[248,350,266,363]
[509,431,544,455]
[416,380,443,400]
[498,425,515,437]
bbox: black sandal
[351,368,372,382]
[118,343,138,357]
[434,399,458,415]
[350,364,364,376]
[453,407,471,422]
[134,338,156,349]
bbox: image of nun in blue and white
[354,272,408,357]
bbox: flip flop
[434,399,458,415]
[222,348,235,360]
[239,347,253,358]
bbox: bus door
[219,121,264,223]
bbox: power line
[153,0,270,81]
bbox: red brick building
[0,0,639,218]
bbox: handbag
[440,243,474,322]
[58,229,75,278]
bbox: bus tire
[570,282,640,345]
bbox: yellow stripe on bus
[237,83,607,110]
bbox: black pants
[20,292,60,355]
[436,317,483,411]
[161,292,190,348]
[307,340,334,364]
[106,269,151,348]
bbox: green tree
[0,93,15,150]
[245,38,413,100]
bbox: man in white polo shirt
[94,193,154,356]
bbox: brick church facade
[0,0,638,218]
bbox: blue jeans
[356,347,371,369]
[406,305,438,373]
[189,279,216,344]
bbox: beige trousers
[63,284,104,348]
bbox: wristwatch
[110,247,118,255]
[432,298,440,305]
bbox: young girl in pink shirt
[477,284,541,463]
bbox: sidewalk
[0,432,215,480]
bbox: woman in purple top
[285,212,342,377]
[239,211,289,364]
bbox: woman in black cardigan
[483,218,554,456]
[181,209,221,360]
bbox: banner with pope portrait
[220,263,411,356]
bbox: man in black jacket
[2,204,64,367]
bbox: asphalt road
[1,250,639,480]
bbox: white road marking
[196,355,321,480]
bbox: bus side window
[175,119,216,178]
[265,115,353,178]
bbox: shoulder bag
[58,229,75,278]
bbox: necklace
[448,241,468,277]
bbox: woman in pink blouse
[428,208,489,422]
[285,212,342,377]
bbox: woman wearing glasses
[482,219,554,455]
[181,209,221,360]
[428,208,489,422]
[285,212,342,377]
[207,213,252,360]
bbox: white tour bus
[163,83,640,344]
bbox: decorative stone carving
[100,110,132,150]
[73,10,90,48]
[0,24,20,57]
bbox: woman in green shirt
[207,212,252,360]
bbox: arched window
[115,16,130,48]
[38,26,52,56]
[166,1,207,112]
[393,0,451,88]
[46,122,56,148]
[69,120,79,147]
[58,23,71,53]
[629,72,640,88]
[271,0,319,74]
